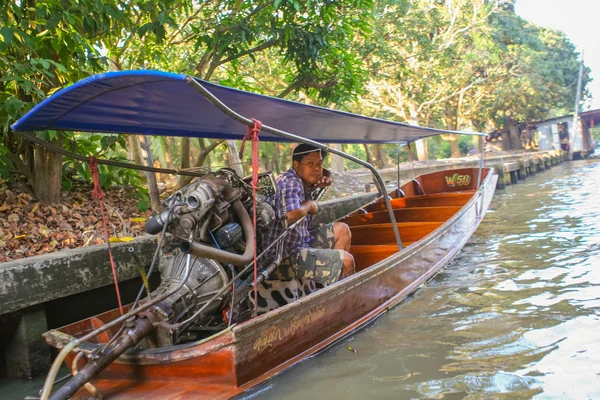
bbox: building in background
[534,109,598,158]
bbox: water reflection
[256,158,600,400]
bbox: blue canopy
[11,70,483,144]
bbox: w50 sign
[445,174,471,187]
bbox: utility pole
[571,53,584,160]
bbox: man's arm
[286,200,319,224]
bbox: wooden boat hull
[47,167,497,399]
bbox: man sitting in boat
[266,144,355,285]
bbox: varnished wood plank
[343,206,461,226]
[351,222,442,245]
[350,244,413,271]
[366,193,473,212]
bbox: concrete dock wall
[0,237,157,378]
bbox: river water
[252,157,600,400]
[2,157,599,400]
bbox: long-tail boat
[11,71,497,399]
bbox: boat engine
[48,170,279,400]
[142,169,278,345]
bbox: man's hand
[305,200,319,215]
[315,169,333,188]
[315,175,332,188]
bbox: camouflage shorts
[271,223,344,285]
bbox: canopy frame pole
[476,136,485,189]
[186,76,404,251]
[396,143,407,190]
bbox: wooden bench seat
[343,206,461,226]
[350,244,414,271]
[366,192,473,212]
[351,221,442,245]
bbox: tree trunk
[178,139,225,187]
[330,143,345,173]
[26,142,34,171]
[362,144,374,165]
[33,137,63,205]
[127,135,146,174]
[226,141,244,177]
[442,134,461,158]
[161,137,175,169]
[198,139,211,168]
[272,143,281,174]
[141,136,161,212]
[414,140,428,162]
[407,112,428,161]
[374,144,389,168]
[504,117,522,150]
[450,140,460,158]
[177,138,191,188]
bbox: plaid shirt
[265,168,312,259]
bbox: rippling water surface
[253,158,600,400]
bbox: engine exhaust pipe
[49,316,156,400]
[180,197,254,267]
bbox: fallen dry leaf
[109,236,134,243]
[0,183,153,262]
[59,222,74,231]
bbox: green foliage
[458,135,478,155]
[428,136,451,160]
[354,0,588,142]
[0,0,591,206]
[0,0,178,204]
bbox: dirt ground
[0,171,368,263]
[0,180,152,262]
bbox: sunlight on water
[256,158,600,400]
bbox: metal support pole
[477,136,485,189]
[186,76,404,250]
[396,143,407,189]
[571,54,584,160]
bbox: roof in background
[533,108,600,126]
[11,70,484,144]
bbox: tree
[463,7,590,146]
[354,0,495,160]
[0,0,180,203]
[134,0,374,186]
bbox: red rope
[240,119,262,315]
[89,156,124,315]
